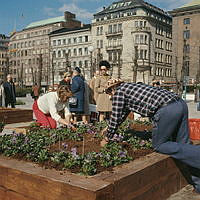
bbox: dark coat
[3,81,16,104]
[70,75,85,113]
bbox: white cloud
[58,3,93,19]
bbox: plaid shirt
[106,82,179,139]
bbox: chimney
[64,11,76,21]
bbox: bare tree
[38,54,43,88]
[132,46,138,82]
[117,50,122,79]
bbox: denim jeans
[152,98,200,193]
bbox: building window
[97,27,100,35]
[68,49,71,56]
[63,39,66,45]
[113,24,117,33]
[68,38,71,44]
[63,50,66,57]
[140,35,144,44]
[135,35,140,44]
[139,50,144,59]
[108,52,112,61]
[58,50,61,57]
[100,26,103,35]
[184,18,190,25]
[79,61,82,68]
[58,40,61,45]
[100,40,103,48]
[183,30,190,39]
[185,61,190,76]
[184,44,190,53]
[84,47,88,55]
[118,24,122,32]
[144,35,148,44]
[84,60,88,67]
[78,36,82,43]
[73,38,77,44]
[73,49,77,56]
[79,48,82,56]
[108,25,112,34]
[85,36,88,42]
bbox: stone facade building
[9,11,81,87]
[49,24,92,82]
[0,34,9,81]
[170,0,200,83]
[92,0,173,83]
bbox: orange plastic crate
[189,119,200,140]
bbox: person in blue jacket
[70,67,85,123]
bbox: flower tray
[0,152,187,200]
[0,108,33,124]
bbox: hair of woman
[57,85,72,102]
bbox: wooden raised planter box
[0,152,188,200]
[0,108,33,124]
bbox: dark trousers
[5,102,15,108]
[152,98,200,193]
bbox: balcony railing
[135,27,151,32]
[106,44,123,51]
[105,30,123,37]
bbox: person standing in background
[89,70,100,104]
[95,61,112,122]
[31,83,40,100]
[3,74,16,108]
[70,67,85,123]
[0,80,5,107]
[59,72,72,87]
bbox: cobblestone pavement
[167,185,200,200]
[9,97,200,199]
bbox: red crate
[189,119,200,140]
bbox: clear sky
[0,0,191,36]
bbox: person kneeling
[32,85,72,128]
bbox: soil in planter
[46,133,153,174]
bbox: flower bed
[0,120,188,199]
[0,121,153,175]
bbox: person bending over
[33,85,72,128]
[101,80,200,194]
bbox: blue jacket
[70,75,85,113]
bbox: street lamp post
[52,52,55,86]
[88,46,94,79]
[182,39,187,100]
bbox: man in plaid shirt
[102,81,200,194]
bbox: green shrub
[15,87,32,97]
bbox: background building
[92,0,173,83]
[49,24,92,83]
[9,11,81,87]
[0,34,9,81]
[170,0,200,85]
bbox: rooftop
[95,0,170,17]
[170,0,200,13]
[180,0,200,8]
[25,16,66,29]
[49,24,91,36]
